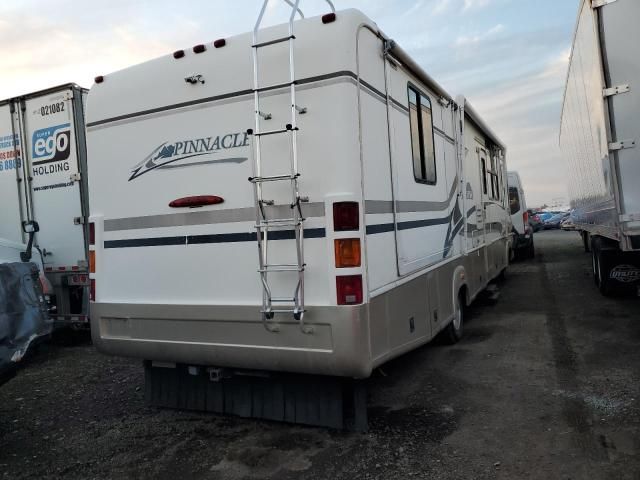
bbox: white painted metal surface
[87,8,510,377]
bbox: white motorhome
[86,6,510,424]
[560,0,640,295]
[0,84,91,324]
[507,171,534,259]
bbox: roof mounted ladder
[248,0,335,335]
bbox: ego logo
[32,124,71,165]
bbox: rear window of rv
[408,86,437,185]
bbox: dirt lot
[1,230,638,479]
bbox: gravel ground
[1,230,638,479]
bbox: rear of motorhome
[0,84,91,324]
[560,0,640,294]
[86,7,510,422]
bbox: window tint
[408,86,437,184]
[509,187,520,215]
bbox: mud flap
[144,362,368,431]
[599,250,640,295]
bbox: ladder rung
[253,35,295,49]
[260,265,305,273]
[261,309,304,315]
[249,174,299,183]
[257,218,303,226]
[253,127,297,137]
[254,81,295,93]
[270,298,295,303]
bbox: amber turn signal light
[335,239,361,268]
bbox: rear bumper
[513,231,533,250]
[91,302,373,378]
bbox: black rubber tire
[525,238,535,259]
[595,248,614,296]
[583,231,591,253]
[442,293,464,344]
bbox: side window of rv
[481,158,488,195]
[408,86,437,185]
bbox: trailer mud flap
[144,362,368,431]
[600,250,640,294]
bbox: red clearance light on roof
[193,44,206,53]
[213,38,226,48]
[94,75,104,84]
[322,13,337,24]
[169,195,224,208]
[89,222,95,246]
[333,202,359,231]
[173,49,185,59]
[336,275,363,306]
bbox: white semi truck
[560,0,640,295]
[0,84,92,325]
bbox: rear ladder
[247,0,335,334]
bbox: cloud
[463,0,493,12]
[455,23,504,46]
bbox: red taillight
[169,195,224,208]
[333,202,359,231]
[213,38,226,48]
[523,211,529,225]
[89,222,95,246]
[90,279,95,302]
[336,275,363,305]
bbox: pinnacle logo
[129,132,250,181]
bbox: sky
[0,0,579,207]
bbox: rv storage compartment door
[24,88,86,270]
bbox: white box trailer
[86,6,510,425]
[560,0,640,294]
[0,84,91,324]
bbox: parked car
[544,212,570,230]
[527,210,543,232]
[537,211,555,223]
[561,217,576,231]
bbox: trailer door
[0,102,30,262]
[23,88,86,270]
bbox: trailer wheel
[442,292,464,344]
[592,241,614,296]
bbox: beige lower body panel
[92,240,509,379]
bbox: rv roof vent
[94,76,104,84]
[213,38,226,48]
[193,44,206,54]
[173,49,185,59]
[322,13,336,24]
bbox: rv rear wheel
[442,293,464,344]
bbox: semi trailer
[560,0,640,295]
[86,3,511,428]
[0,84,92,325]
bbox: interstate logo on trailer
[129,132,249,181]
[31,123,71,175]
